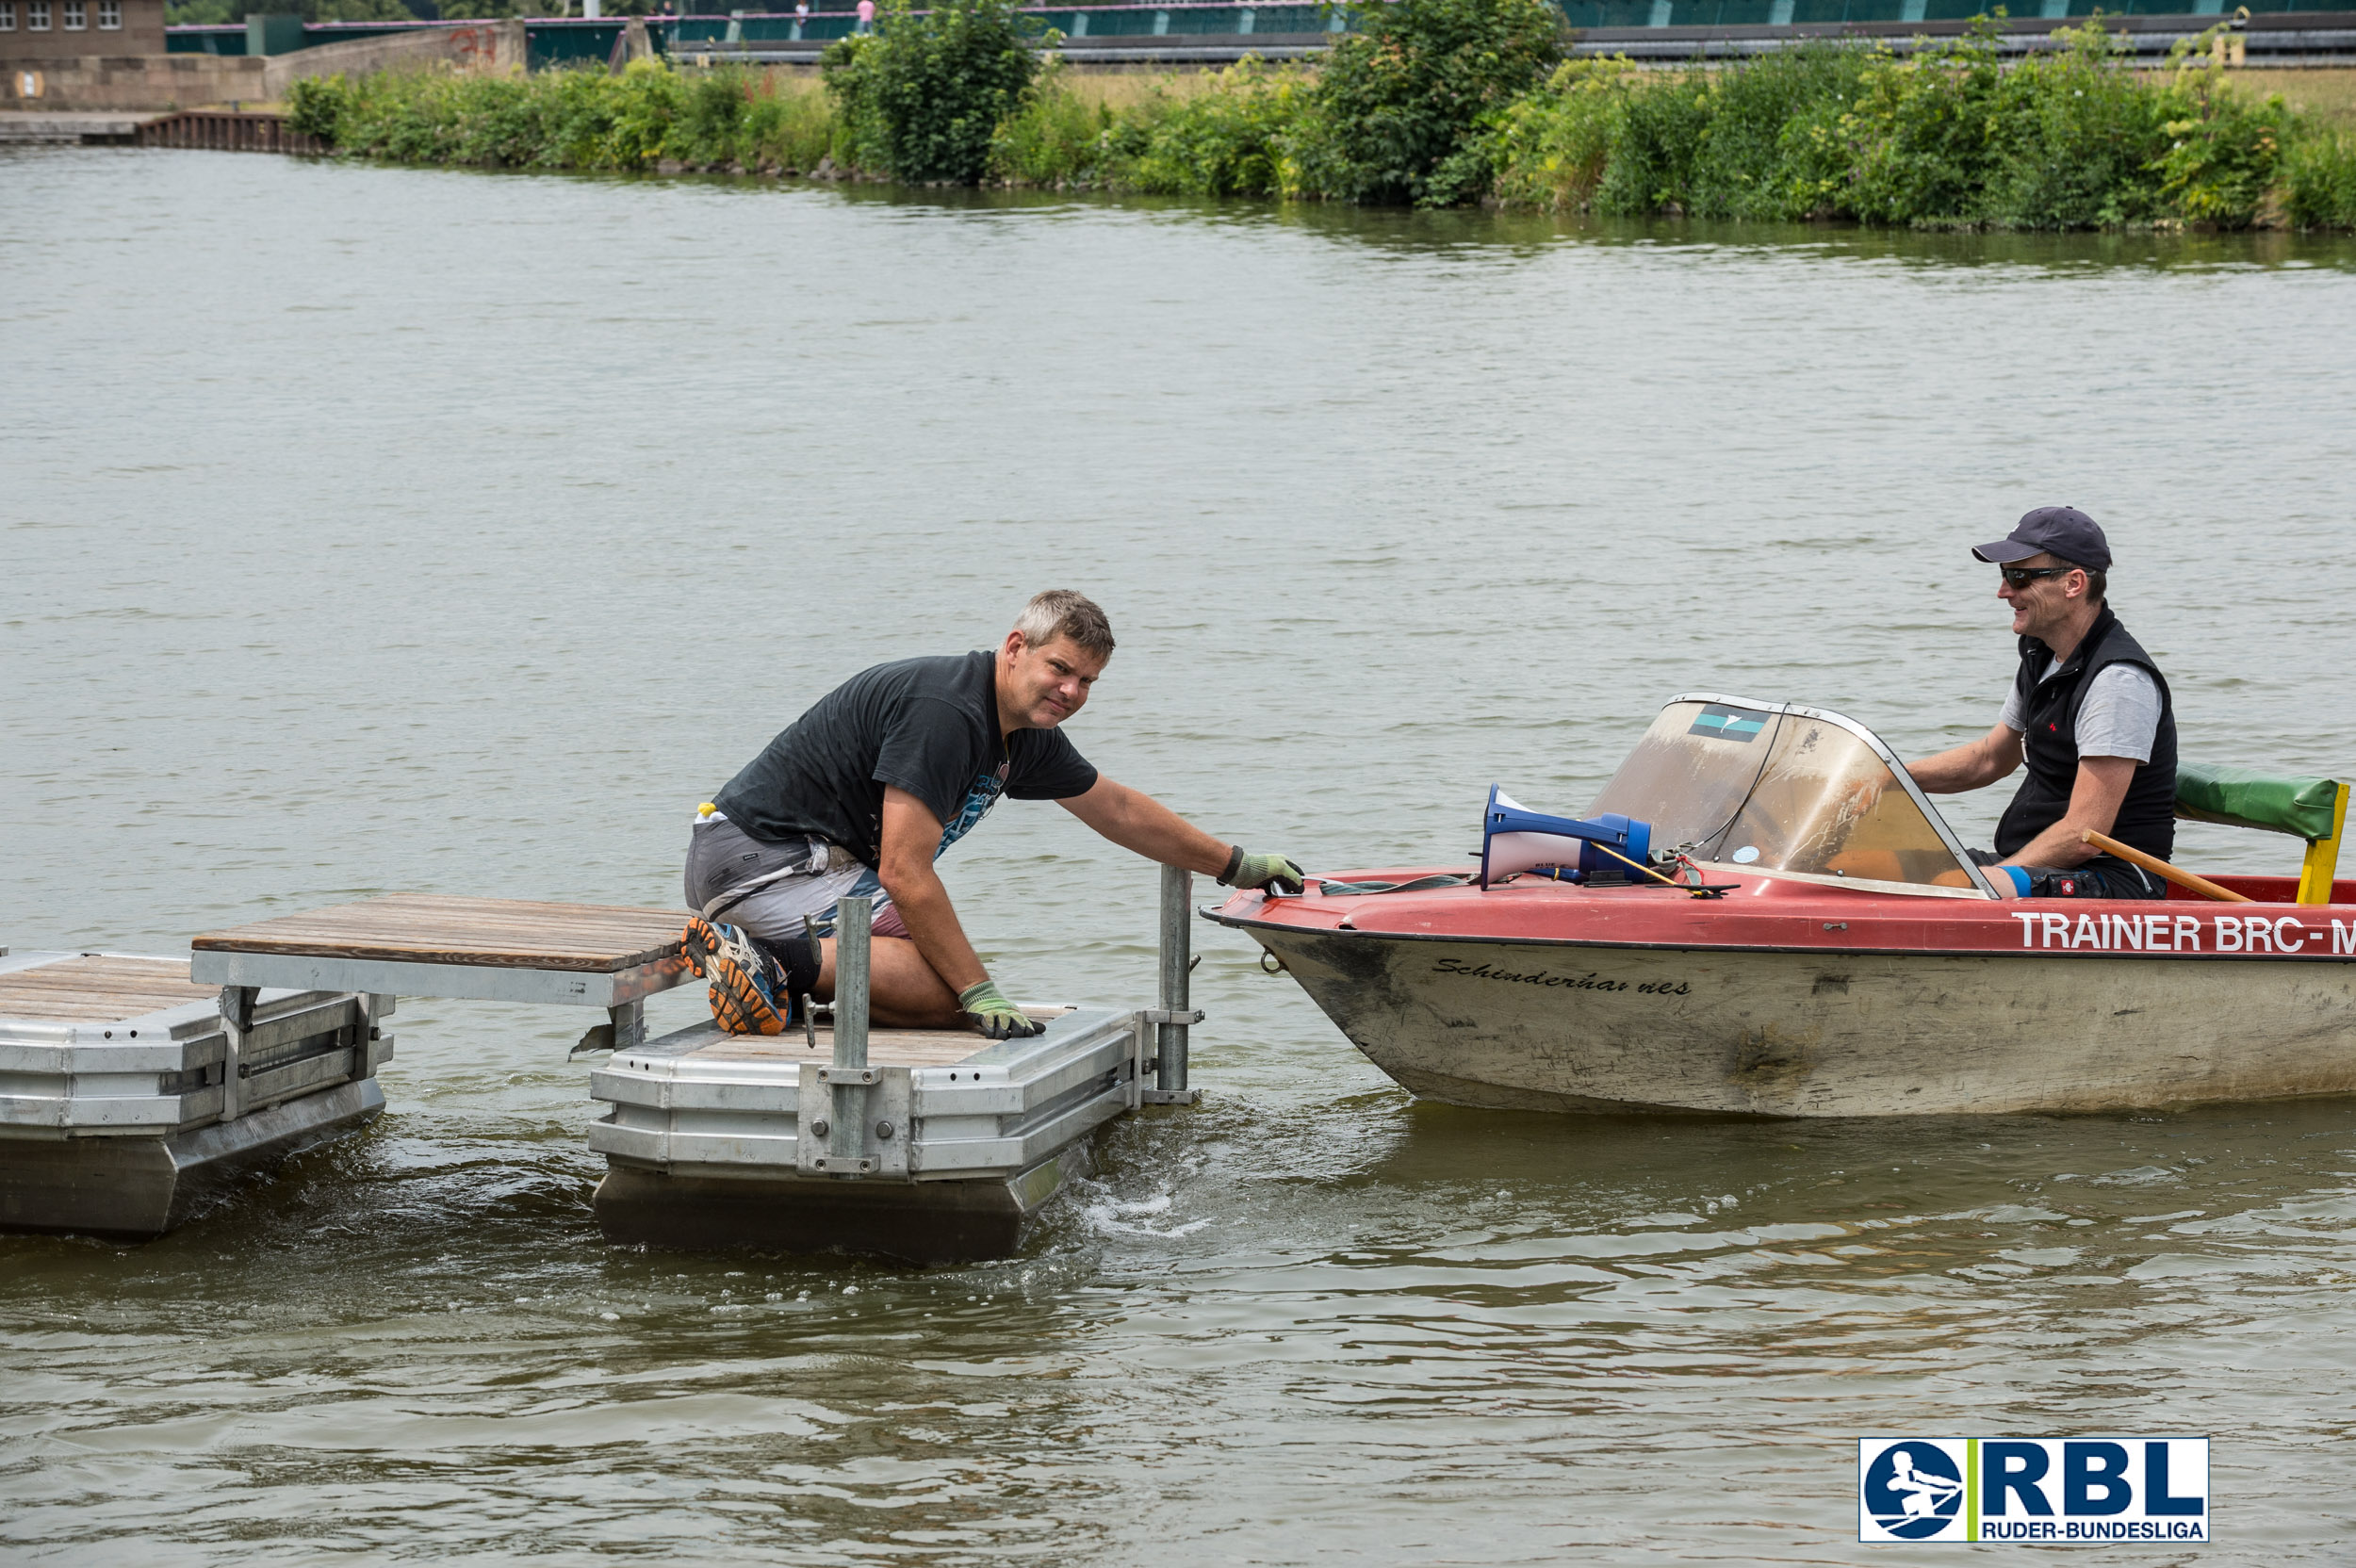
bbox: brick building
[1,0,168,61]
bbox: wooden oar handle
[2080,829,2252,904]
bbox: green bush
[298,64,684,170]
[284,74,347,144]
[1285,0,1562,205]
[1588,66,1710,216]
[985,59,1311,194]
[1484,58,1638,213]
[1684,43,1874,220]
[664,63,834,169]
[1487,22,2323,229]
[1133,59,1311,195]
[987,64,1119,186]
[2151,72,2291,228]
[2282,126,2356,229]
[280,18,2354,230]
[822,0,1040,183]
[286,61,831,173]
[1972,24,2171,226]
[1829,26,2004,223]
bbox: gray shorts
[684,816,906,941]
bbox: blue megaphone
[1480,786,1653,889]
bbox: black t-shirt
[713,649,1099,867]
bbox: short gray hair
[2054,557,2107,604]
[1013,590,1115,659]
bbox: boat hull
[1243,923,2356,1118]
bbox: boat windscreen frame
[1667,692,2004,900]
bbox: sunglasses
[2000,565,2071,588]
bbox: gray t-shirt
[2000,658,2162,762]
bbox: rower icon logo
[1860,1441,1966,1540]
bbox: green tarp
[2175,762,2345,841]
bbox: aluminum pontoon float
[176,874,1203,1261]
[1213,694,2354,1119]
[0,949,387,1237]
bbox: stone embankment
[6,54,265,113]
[0,17,598,112]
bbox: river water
[5,146,2356,1563]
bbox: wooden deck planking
[0,956,218,1024]
[679,1010,1072,1070]
[685,1029,987,1070]
[192,894,687,972]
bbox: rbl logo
[1860,1442,1963,1538]
[1858,1438,2209,1544]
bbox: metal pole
[1156,864,1191,1093]
[829,894,872,1169]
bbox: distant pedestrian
[794,0,809,23]
[854,0,874,32]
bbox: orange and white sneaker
[681,916,793,1036]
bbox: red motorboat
[1209,695,2355,1117]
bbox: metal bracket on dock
[217,986,257,1121]
[788,896,919,1182]
[1137,1087,1201,1106]
[795,1062,836,1174]
[1141,1007,1204,1027]
[793,1061,913,1179]
[570,1000,646,1059]
[872,1067,912,1180]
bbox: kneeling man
[683,590,1304,1037]
[1905,507,2176,899]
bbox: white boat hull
[1247,927,2356,1118]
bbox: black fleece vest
[1995,606,2177,862]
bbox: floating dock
[591,1002,1151,1262]
[0,871,1205,1259]
[0,949,386,1238]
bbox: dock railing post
[1147,864,1200,1104]
[828,893,873,1172]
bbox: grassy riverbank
[285,0,2356,229]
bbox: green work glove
[957,979,1046,1040]
[1219,846,1306,895]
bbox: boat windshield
[1586,696,1991,896]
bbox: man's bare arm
[1907,724,2024,794]
[876,786,988,996]
[1056,776,1235,874]
[2001,756,2137,870]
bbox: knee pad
[755,931,824,1003]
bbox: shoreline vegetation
[284,0,2356,229]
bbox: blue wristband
[2001,865,2032,896]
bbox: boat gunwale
[1204,900,2356,963]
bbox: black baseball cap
[1972,506,2111,571]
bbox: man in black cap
[1904,506,2176,899]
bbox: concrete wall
[4,49,260,108]
[0,0,165,63]
[1,16,541,108]
[259,19,525,98]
